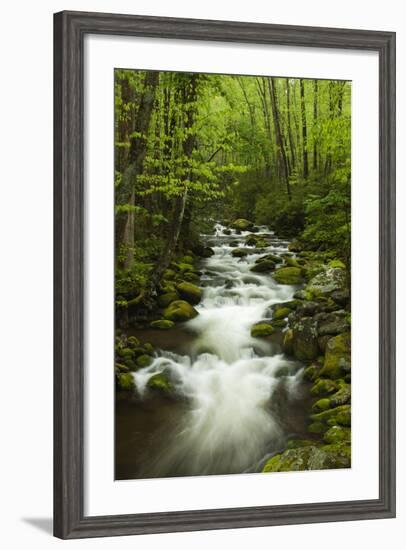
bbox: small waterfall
[131,223,304,477]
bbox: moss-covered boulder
[231,248,249,258]
[273,266,303,285]
[323,426,351,444]
[163,300,199,322]
[256,253,283,264]
[319,332,351,379]
[290,317,319,361]
[303,365,320,382]
[306,267,347,297]
[144,342,154,354]
[251,323,275,337]
[115,362,129,373]
[126,336,140,348]
[250,260,275,273]
[310,404,351,427]
[116,372,135,391]
[284,256,302,268]
[310,378,338,396]
[176,282,202,305]
[272,306,292,320]
[162,268,176,280]
[147,372,174,395]
[181,255,195,264]
[308,421,326,434]
[263,444,350,472]
[183,271,200,283]
[231,218,254,231]
[330,384,351,407]
[255,239,267,248]
[157,291,179,308]
[312,398,331,412]
[116,347,135,360]
[150,319,175,330]
[136,354,152,368]
[245,234,258,246]
[272,319,287,328]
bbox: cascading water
[126,223,306,478]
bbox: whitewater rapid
[132,223,305,476]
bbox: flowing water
[115,224,312,479]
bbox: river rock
[136,354,152,368]
[255,253,283,264]
[231,218,254,231]
[245,235,258,246]
[330,384,351,407]
[272,306,292,320]
[157,291,179,308]
[317,313,350,336]
[176,282,202,305]
[163,300,199,322]
[310,378,338,396]
[251,322,275,337]
[306,267,347,297]
[323,426,351,444]
[262,444,350,472]
[231,248,249,258]
[319,332,351,379]
[272,266,303,285]
[147,371,174,395]
[290,317,319,361]
[116,372,135,391]
[250,260,275,273]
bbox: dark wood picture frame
[54,10,396,539]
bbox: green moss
[116,372,135,391]
[303,365,319,382]
[310,378,338,396]
[312,398,331,411]
[272,306,292,320]
[231,248,249,258]
[250,260,275,273]
[272,266,303,285]
[126,336,140,348]
[162,268,176,280]
[116,347,134,359]
[181,255,195,264]
[150,319,175,330]
[319,332,351,379]
[255,239,267,248]
[183,271,200,283]
[144,342,154,354]
[163,300,199,322]
[308,421,326,434]
[310,404,351,425]
[284,256,302,268]
[323,426,351,444]
[147,372,173,394]
[157,291,179,308]
[286,439,316,449]
[231,218,254,230]
[271,319,287,328]
[176,282,202,305]
[251,323,275,337]
[136,354,152,368]
[328,259,346,269]
[335,409,351,426]
[115,363,129,373]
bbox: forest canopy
[114,70,351,322]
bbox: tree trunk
[285,78,296,170]
[152,74,199,288]
[313,79,318,171]
[268,78,291,199]
[121,71,159,270]
[300,79,309,179]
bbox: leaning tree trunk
[151,74,199,290]
[120,71,159,270]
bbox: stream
[115,224,313,479]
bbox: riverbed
[115,224,316,479]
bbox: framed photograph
[54,10,396,539]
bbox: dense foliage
[114,70,351,321]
